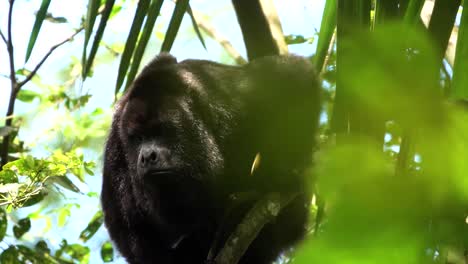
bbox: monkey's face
[118,77,221,226]
[121,96,185,179]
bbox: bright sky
[0,0,325,262]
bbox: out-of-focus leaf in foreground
[293,24,468,263]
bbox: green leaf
[84,166,94,176]
[13,217,31,239]
[35,240,50,254]
[24,155,36,169]
[187,5,206,50]
[314,0,337,72]
[15,245,53,263]
[79,210,104,242]
[115,0,151,95]
[0,208,7,242]
[47,176,80,193]
[403,0,426,25]
[124,0,164,90]
[284,34,309,45]
[58,208,71,227]
[100,241,114,262]
[64,244,90,263]
[86,192,98,198]
[160,0,190,52]
[22,190,46,207]
[17,90,40,102]
[0,126,15,137]
[44,13,68,23]
[0,246,18,264]
[109,2,123,19]
[15,68,32,77]
[25,0,52,62]
[0,169,18,184]
[82,0,101,78]
[83,0,116,80]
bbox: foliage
[0,151,95,209]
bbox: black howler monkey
[101,53,320,264]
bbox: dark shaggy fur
[101,53,320,264]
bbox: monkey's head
[117,60,222,227]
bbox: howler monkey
[101,53,320,264]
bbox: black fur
[101,53,320,264]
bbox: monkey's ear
[153,53,178,65]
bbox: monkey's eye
[128,131,144,142]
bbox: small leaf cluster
[0,151,95,209]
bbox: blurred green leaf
[83,0,116,80]
[35,240,50,254]
[109,2,123,19]
[79,211,104,242]
[404,0,426,25]
[15,68,32,77]
[0,170,18,184]
[62,243,90,263]
[0,246,18,264]
[25,0,52,62]
[22,191,46,207]
[100,241,114,262]
[57,208,71,227]
[48,176,80,193]
[124,0,164,90]
[84,166,94,176]
[187,5,206,50]
[284,34,310,45]
[115,0,151,94]
[13,218,31,239]
[17,90,40,103]
[86,192,98,198]
[82,0,101,77]
[160,0,189,52]
[44,13,67,23]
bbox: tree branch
[214,192,297,264]
[7,0,17,88]
[17,26,84,90]
[1,14,84,166]
[1,0,18,167]
[232,0,281,60]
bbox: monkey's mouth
[149,169,177,176]
[144,168,185,185]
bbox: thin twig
[0,30,7,46]
[17,26,85,89]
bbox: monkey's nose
[140,149,157,166]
